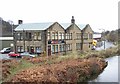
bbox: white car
[0,47,11,54]
[20,52,37,58]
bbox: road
[96,41,115,51]
[0,54,12,60]
[0,41,115,60]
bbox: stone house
[14,17,93,56]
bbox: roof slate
[15,22,87,31]
[14,22,54,31]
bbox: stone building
[14,17,93,56]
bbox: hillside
[0,18,18,37]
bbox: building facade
[14,17,93,56]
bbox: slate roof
[14,22,54,31]
[15,22,87,31]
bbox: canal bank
[88,56,119,82]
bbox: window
[76,43,81,50]
[52,45,55,54]
[17,33,20,40]
[27,46,29,52]
[17,46,20,52]
[25,32,28,40]
[62,33,64,39]
[20,33,23,40]
[52,32,55,40]
[89,43,92,48]
[17,46,23,52]
[66,33,68,40]
[66,33,72,40]
[76,33,81,40]
[29,33,32,40]
[55,45,58,52]
[70,33,72,40]
[59,44,64,52]
[89,34,93,39]
[83,33,88,40]
[52,45,58,54]
[34,32,37,40]
[47,32,50,40]
[66,44,72,51]
[35,47,41,53]
[38,32,41,40]
[55,32,58,40]
[59,32,62,39]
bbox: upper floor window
[29,33,32,40]
[62,33,64,40]
[66,33,72,40]
[76,33,81,40]
[37,32,41,40]
[17,33,20,40]
[89,34,93,39]
[52,32,55,40]
[47,32,50,40]
[59,32,62,40]
[34,32,37,40]
[55,32,58,40]
[70,33,72,40]
[83,33,88,40]
[66,33,68,40]
[17,33,23,40]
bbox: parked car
[0,47,11,54]
[20,52,37,58]
[8,52,21,57]
[91,46,96,50]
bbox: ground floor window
[89,42,92,48]
[59,44,64,52]
[52,45,58,54]
[35,46,41,53]
[66,44,72,51]
[17,46,23,52]
[76,43,81,50]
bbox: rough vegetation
[3,57,107,83]
[1,45,119,83]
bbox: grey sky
[0,0,119,32]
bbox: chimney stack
[18,20,23,24]
[71,16,75,24]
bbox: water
[89,56,119,82]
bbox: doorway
[48,45,51,56]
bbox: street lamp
[99,29,105,49]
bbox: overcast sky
[0,0,119,32]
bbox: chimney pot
[18,20,23,24]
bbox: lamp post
[99,29,105,49]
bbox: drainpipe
[23,29,25,52]
[81,30,84,51]
[65,30,67,55]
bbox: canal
[88,56,119,83]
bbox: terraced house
[14,17,93,56]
